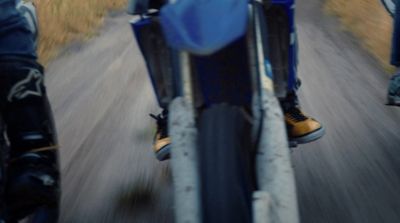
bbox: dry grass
[35,0,127,64]
[35,0,393,69]
[325,0,394,71]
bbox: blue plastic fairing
[159,0,248,55]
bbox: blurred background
[326,0,393,71]
[34,0,400,222]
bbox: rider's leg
[266,1,325,144]
[0,0,60,216]
[387,0,400,105]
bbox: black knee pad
[0,61,57,157]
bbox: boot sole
[155,144,171,161]
[290,126,325,145]
[387,95,400,106]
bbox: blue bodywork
[131,0,297,107]
[159,0,248,55]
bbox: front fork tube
[248,2,300,223]
[169,51,201,223]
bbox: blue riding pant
[0,0,37,60]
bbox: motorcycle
[128,0,299,222]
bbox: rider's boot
[151,110,171,161]
[281,91,325,145]
[387,68,400,106]
[0,60,60,218]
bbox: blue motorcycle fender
[159,0,248,55]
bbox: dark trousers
[0,1,57,157]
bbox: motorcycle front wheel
[198,104,255,223]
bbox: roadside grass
[325,0,395,72]
[35,0,127,64]
[35,0,395,71]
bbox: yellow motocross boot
[284,107,325,144]
[150,111,171,161]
